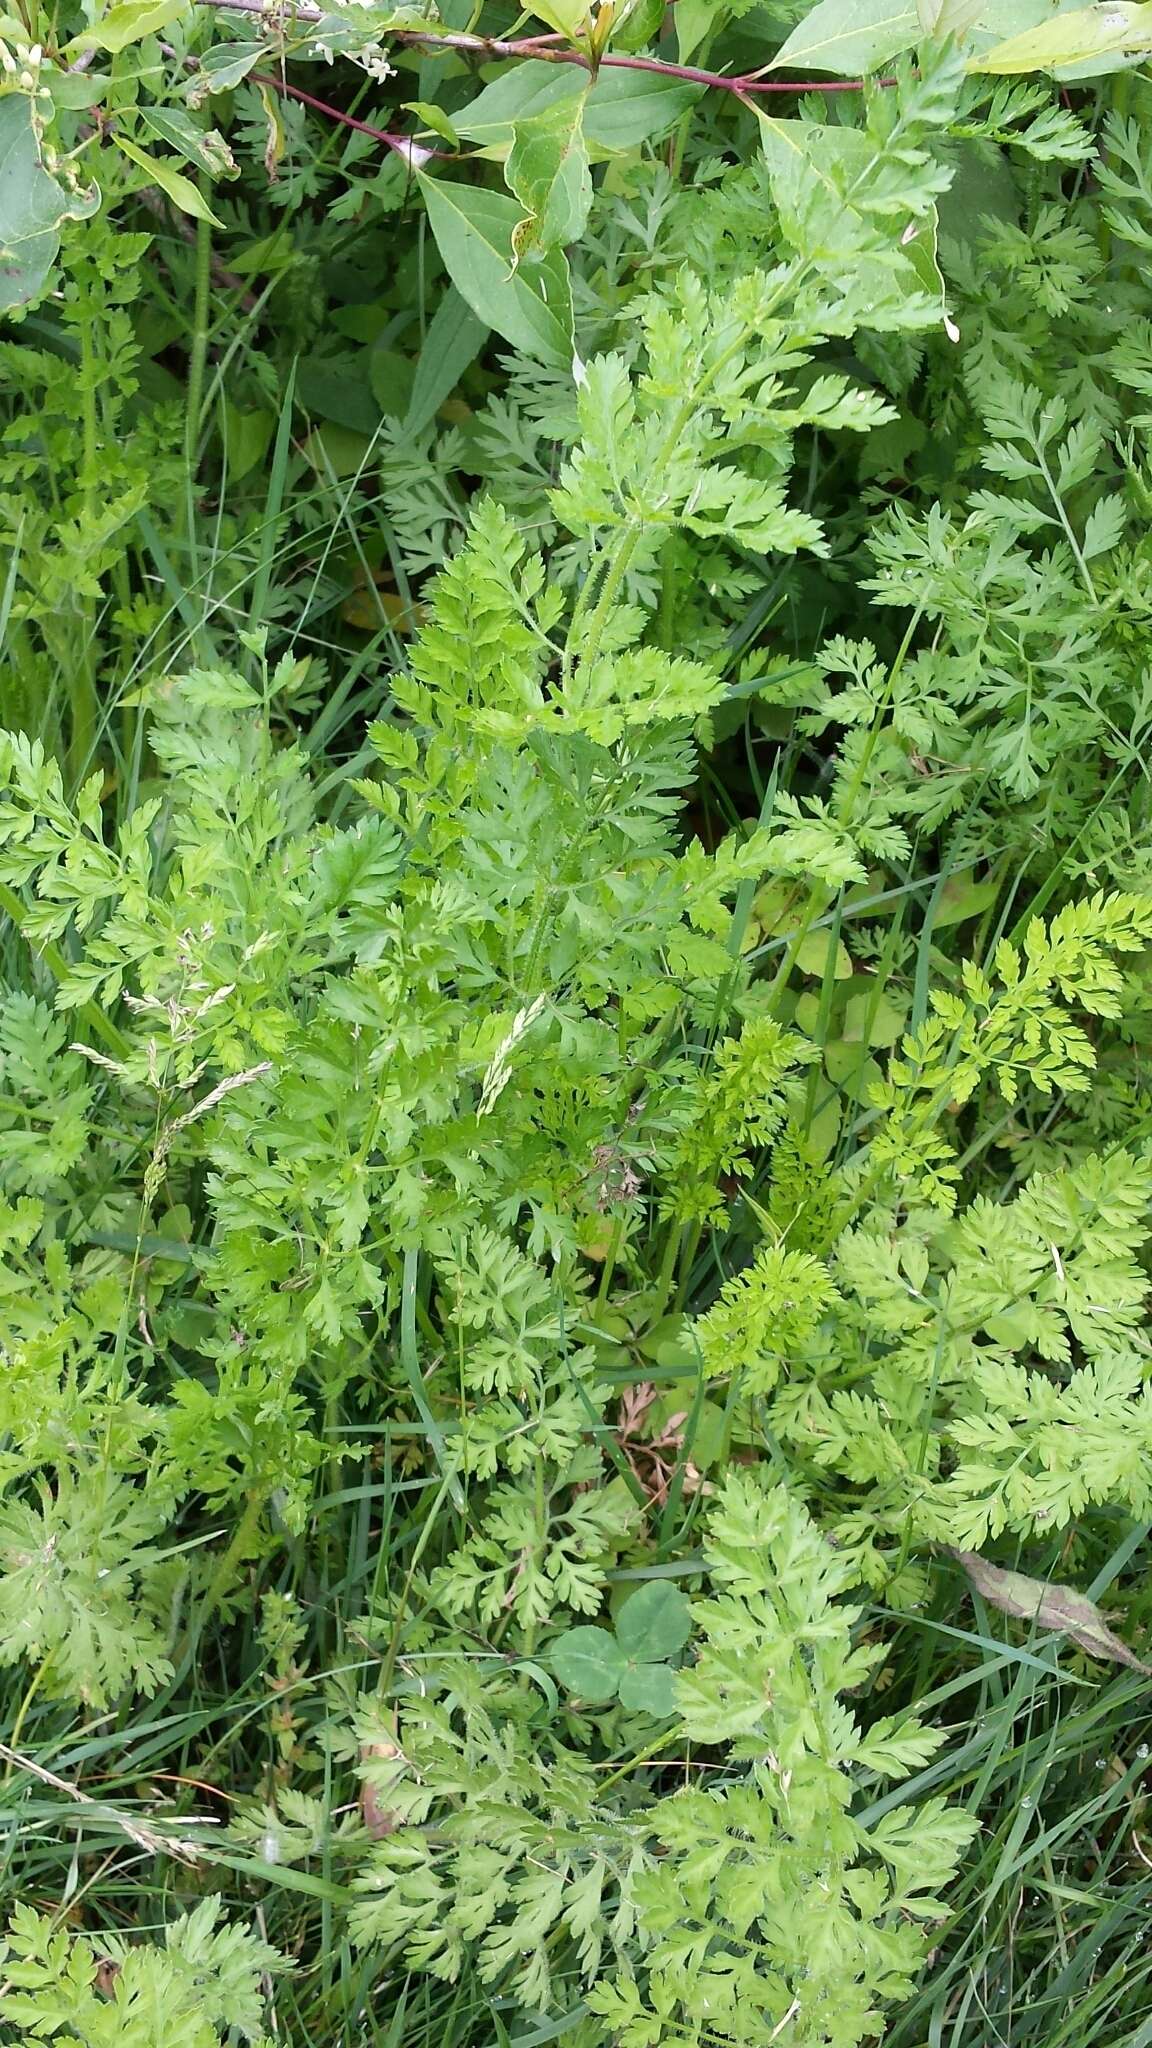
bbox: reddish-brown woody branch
[251,68,446,154]
[192,0,884,99]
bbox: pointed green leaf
[402,100,463,147]
[919,0,985,34]
[114,138,223,225]
[585,67,704,148]
[402,286,488,435]
[67,0,185,52]
[612,0,667,48]
[185,39,267,102]
[771,0,919,75]
[416,172,573,366]
[138,106,238,180]
[677,0,725,58]
[527,0,593,35]
[453,63,587,146]
[455,60,700,154]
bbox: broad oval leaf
[0,96,99,314]
[583,66,703,148]
[550,1624,626,1701]
[454,60,701,155]
[453,63,587,146]
[416,172,574,367]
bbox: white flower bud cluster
[0,36,44,90]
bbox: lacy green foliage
[350,1475,974,2046]
[4,450,1146,1702]
[0,206,181,768]
[756,1145,1152,1577]
[5,5,1152,2039]
[2,303,1152,1696]
[0,1897,281,2046]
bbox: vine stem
[250,69,450,154]
[192,0,885,98]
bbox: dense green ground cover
[4,0,1152,2040]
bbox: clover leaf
[549,1582,691,1717]
[548,1625,625,1704]
[615,1581,692,1662]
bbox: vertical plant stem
[174,1485,268,1675]
[184,206,214,574]
[69,319,102,783]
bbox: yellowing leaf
[68,0,184,53]
[527,0,592,36]
[972,0,1152,69]
[795,930,853,979]
[954,1550,1151,1672]
[341,569,423,634]
[919,0,985,34]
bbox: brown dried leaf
[360,1738,402,1839]
[953,1550,1150,1674]
[95,1959,121,2000]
